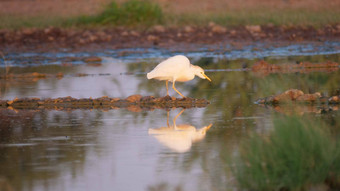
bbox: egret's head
[192,65,212,82]
[192,124,212,142]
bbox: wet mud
[1,25,340,52]
[0,95,210,111]
[256,89,340,105]
[256,89,340,115]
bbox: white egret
[147,55,211,97]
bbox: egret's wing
[148,56,190,79]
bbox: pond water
[0,43,340,191]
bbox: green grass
[232,116,340,191]
[68,0,163,27]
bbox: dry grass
[158,0,340,14]
[0,0,111,18]
[1,0,339,16]
[0,0,339,28]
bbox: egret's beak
[201,124,213,134]
[202,73,212,82]
[206,124,213,131]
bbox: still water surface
[0,44,339,191]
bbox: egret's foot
[163,95,172,101]
[179,97,191,101]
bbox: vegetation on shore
[67,0,163,27]
[0,0,340,29]
[232,116,340,190]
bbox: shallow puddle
[0,43,340,191]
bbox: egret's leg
[165,80,169,96]
[173,109,185,130]
[166,111,170,127]
[172,81,185,98]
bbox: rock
[296,93,321,102]
[121,31,129,36]
[126,94,143,102]
[48,36,54,41]
[211,25,227,33]
[31,72,46,78]
[208,22,216,27]
[257,89,305,104]
[110,98,120,102]
[140,96,155,102]
[152,25,166,33]
[252,60,270,71]
[229,30,237,35]
[184,26,194,33]
[78,39,86,44]
[329,96,339,104]
[130,31,140,37]
[254,89,340,105]
[56,72,64,78]
[283,89,304,100]
[88,35,98,42]
[246,25,262,33]
[147,35,159,42]
[161,95,173,101]
[21,28,36,35]
[44,27,53,34]
[336,24,340,32]
[84,57,102,63]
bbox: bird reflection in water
[148,109,212,153]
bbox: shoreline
[1,24,340,53]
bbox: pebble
[211,25,227,33]
[245,25,262,33]
[152,25,166,33]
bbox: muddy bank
[1,24,340,52]
[256,89,340,105]
[0,95,210,111]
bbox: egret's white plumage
[147,55,211,97]
[148,109,212,153]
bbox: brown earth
[1,24,340,53]
[258,104,339,115]
[256,89,340,105]
[1,0,340,53]
[256,89,340,115]
[0,95,210,111]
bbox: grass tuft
[70,0,163,26]
[233,116,340,190]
